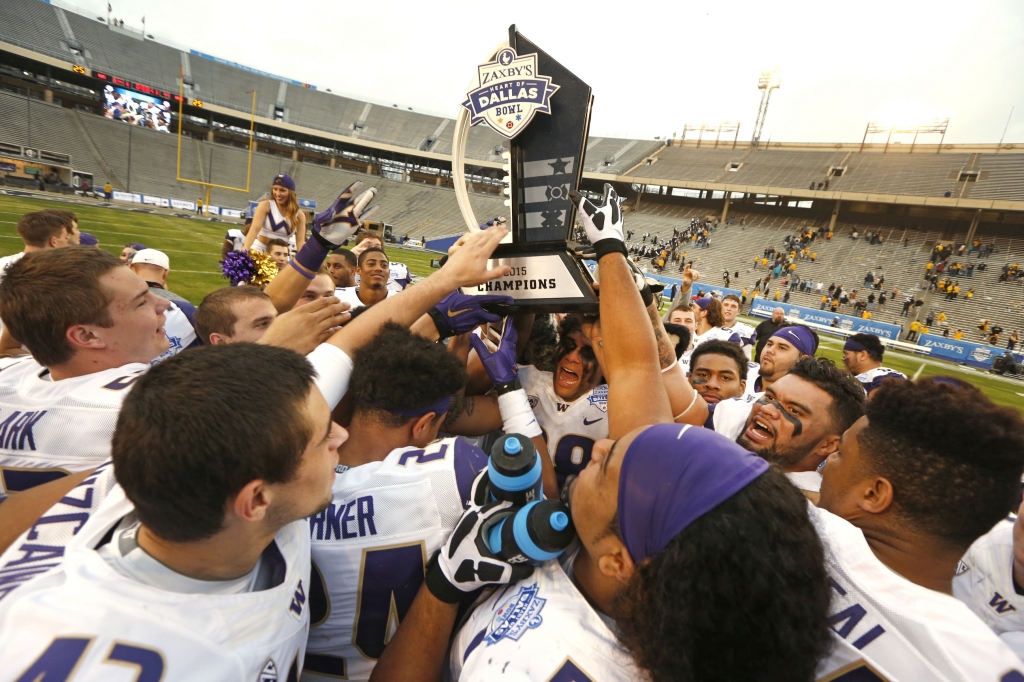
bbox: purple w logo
[989,592,1017,614]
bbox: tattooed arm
[647,299,709,426]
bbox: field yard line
[912,362,926,380]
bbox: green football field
[1,193,1022,413]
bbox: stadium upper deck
[3,0,1024,212]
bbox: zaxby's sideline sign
[462,48,559,139]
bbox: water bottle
[486,499,576,565]
[487,433,542,505]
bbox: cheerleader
[243,174,306,253]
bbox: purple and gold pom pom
[219,250,256,286]
[248,250,279,287]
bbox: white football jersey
[0,482,312,682]
[855,366,908,395]
[304,437,487,682]
[810,504,1024,681]
[225,228,246,251]
[954,519,1024,659]
[151,300,200,363]
[334,286,397,311]
[387,262,411,293]
[705,394,758,441]
[0,460,118,604]
[729,320,757,355]
[519,365,609,489]
[448,554,640,681]
[0,251,25,337]
[0,358,146,499]
[692,325,742,349]
[743,361,761,399]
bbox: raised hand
[257,297,351,355]
[312,182,380,248]
[442,225,511,289]
[568,183,625,259]
[429,292,513,340]
[469,318,518,386]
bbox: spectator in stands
[120,241,146,262]
[129,249,189,307]
[1009,331,1020,352]
[266,238,290,272]
[907,320,922,342]
[954,329,964,340]
[326,249,357,289]
[103,181,113,200]
[195,287,277,345]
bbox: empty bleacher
[731,149,847,189]
[829,152,969,197]
[0,1,67,62]
[630,146,748,182]
[968,154,1024,202]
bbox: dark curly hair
[787,356,866,435]
[616,467,832,681]
[860,376,1024,549]
[349,322,466,427]
[689,339,747,378]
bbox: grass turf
[1,194,1021,413]
[0,194,441,305]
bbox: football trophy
[452,25,599,313]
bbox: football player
[720,293,756,357]
[816,377,1024,679]
[751,323,818,394]
[841,332,908,396]
[954,503,1024,659]
[0,344,337,680]
[335,247,396,311]
[370,184,833,682]
[326,249,358,289]
[222,227,246,256]
[687,340,748,405]
[689,295,741,348]
[303,324,492,681]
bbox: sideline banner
[917,333,1024,368]
[748,298,902,340]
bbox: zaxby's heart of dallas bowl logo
[462,48,559,139]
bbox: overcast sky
[61,0,1024,144]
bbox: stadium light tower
[751,69,781,149]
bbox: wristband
[497,388,542,438]
[426,307,453,340]
[424,552,465,604]
[294,235,331,273]
[307,344,354,410]
[594,238,628,260]
[639,283,654,308]
[674,390,699,421]
[288,260,315,279]
[493,377,522,395]
[661,358,678,373]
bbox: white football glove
[424,472,534,603]
[568,183,626,259]
[311,181,380,248]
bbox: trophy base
[460,246,598,314]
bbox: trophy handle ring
[453,41,510,234]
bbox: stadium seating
[0,1,67,62]
[969,155,1024,202]
[829,152,969,198]
[630,146,748,183]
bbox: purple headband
[843,339,870,353]
[771,326,817,356]
[272,173,296,192]
[125,242,146,251]
[359,394,452,418]
[691,296,713,310]
[617,424,768,564]
[79,233,98,246]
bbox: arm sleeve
[307,343,354,410]
[452,438,489,508]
